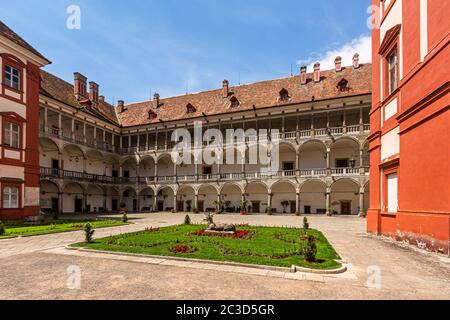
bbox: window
[3,186,19,209]
[186,103,196,114]
[148,111,157,120]
[336,159,349,168]
[337,79,349,92]
[388,49,398,95]
[387,173,398,212]
[230,97,240,108]
[3,122,20,148]
[5,65,20,90]
[203,166,212,175]
[283,162,295,171]
[279,89,289,101]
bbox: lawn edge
[65,244,347,275]
[0,222,132,241]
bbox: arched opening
[177,152,196,180]
[156,186,175,212]
[86,184,104,213]
[299,180,327,214]
[245,182,268,213]
[63,182,84,214]
[122,187,137,212]
[362,140,370,170]
[104,156,120,180]
[62,144,85,173]
[330,138,360,169]
[299,141,327,170]
[330,179,360,215]
[245,143,269,177]
[197,185,218,213]
[177,185,196,212]
[39,138,60,170]
[139,187,155,212]
[222,146,245,178]
[157,154,175,181]
[139,156,156,179]
[122,157,138,181]
[220,183,242,213]
[271,181,297,214]
[40,180,60,213]
[105,187,120,212]
[86,150,104,175]
[275,143,297,175]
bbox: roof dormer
[186,103,197,114]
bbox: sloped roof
[40,70,119,125]
[0,20,50,64]
[118,63,372,127]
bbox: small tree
[184,214,191,225]
[301,235,317,262]
[303,217,309,230]
[84,223,95,243]
[0,221,5,236]
[122,211,128,223]
[240,200,248,214]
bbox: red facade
[368,0,450,254]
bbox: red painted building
[0,21,50,220]
[368,0,450,254]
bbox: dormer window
[186,103,196,114]
[148,110,157,120]
[279,88,289,102]
[230,96,240,109]
[337,79,349,92]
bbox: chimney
[89,81,99,106]
[313,62,321,82]
[300,65,307,85]
[154,93,160,108]
[335,56,342,72]
[222,79,229,97]
[74,72,87,100]
[353,53,360,69]
[117,100,125,113]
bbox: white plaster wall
[300,183,326,214]
[381,126,400,160]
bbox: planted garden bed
[72,224,341,270]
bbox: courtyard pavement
[0,213,449,300]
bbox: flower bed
[170,245,196,254]
[191,229,253,239]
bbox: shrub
[84,223,95,243]
[119,202,127,210]
[184,214,191,225]
[303,217,309,230]
[0,221,5,236]
[301,235,317,262]
[121,211,128,223]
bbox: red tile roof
[118,63,372,127]
[40,70,119,125]
[0,20,50,64]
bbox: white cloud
[297,35,372,70]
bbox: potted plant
[266,206,273,216]
[192,207,199,214]
[119,202,127,211]
[281,201,289,214]
[240,200,248,215]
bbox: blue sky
[1,0,371,104]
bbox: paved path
[0,213,449,300]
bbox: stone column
[296,192,301,214]
[173,194,177,212]
[267,193,273,211]
[194,193,199,211]
[58,192,63,214]
[43,107,48,131]
[325,188,332,216]
[359,188,365,217]
[359,148,365,175]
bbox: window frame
[1,54,25,95]
[4,64,21,91]
[3,121,20,149]
[387,48,399,95]
[381,160,400,214]
[2,186,19,209]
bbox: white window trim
[4,122,20,148]
[3,186,19,209]
[5,65,20,91]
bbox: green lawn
[73,224,341,270]
[0,219,128,239]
